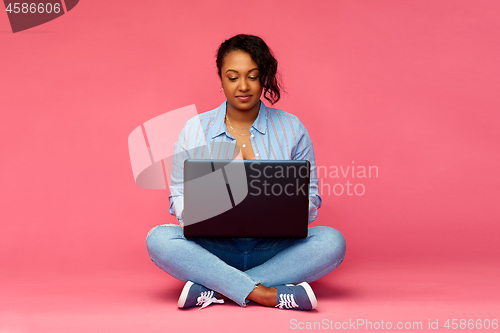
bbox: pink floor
[2,258,498,333]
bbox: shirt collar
[211,100,268,139]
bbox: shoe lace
[196,291,224,310]
[276,293,299,309]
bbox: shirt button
[256,153,259,157]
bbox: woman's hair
[216,34,281,105]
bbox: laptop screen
[183,159,310,238]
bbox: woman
[146,34,346,310]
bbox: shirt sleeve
[293,122,322,224]
[168,123,189,226]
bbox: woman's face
[220,50,263,113]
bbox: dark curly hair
[216,34,281,105]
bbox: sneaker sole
[178,281,195,308]
[297,282,318,310]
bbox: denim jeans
[146,224,346,306]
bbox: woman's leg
[244,226,346,287]
[146,224,258,306]
[236,226,346,307]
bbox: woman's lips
[236,95,251,102]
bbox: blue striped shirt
[169,100,322,225]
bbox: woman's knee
[309,226,346,260]
[146,223,183,256]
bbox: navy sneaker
[274,282,317,310]
[177,281,224,310]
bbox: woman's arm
[293,122,322,224]
[168,121,190,226]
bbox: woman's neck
[225,102,260,127]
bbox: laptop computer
[183,159,310,238]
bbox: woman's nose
[239,79,249,91]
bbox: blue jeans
[146,224,346,306]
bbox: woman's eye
[228,78,237,81]
[249,76,259,81]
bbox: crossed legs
[146,224,346,307]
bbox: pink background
[1,0,499,332]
